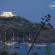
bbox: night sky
[0,0,55,28]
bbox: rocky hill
[0,16,54,42]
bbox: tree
[27,14,51,55]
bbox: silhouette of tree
[27,14,51,55]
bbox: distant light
[0,12,16,17]
[5,32,6,34]
[29,44,31,47]
[29,38,31,41]
[1,41,2,42]
[12,43,14,45]
[13,38,14,41]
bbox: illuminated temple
[0,12,16,17]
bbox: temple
[0,12,16,17]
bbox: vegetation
[45,43,51,55]
[0,51,8,55]
[0,51,19,55]
[32,52,38,55]
[11,52,18,55]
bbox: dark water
[0,42,55,55]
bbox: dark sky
[0,0,55,28]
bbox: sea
[0,42,55,55]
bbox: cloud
[49,2,55,9]
[51,3,55,7]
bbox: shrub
[0,50,8,55]
[11,52,18,55]
[32,52,38,55]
